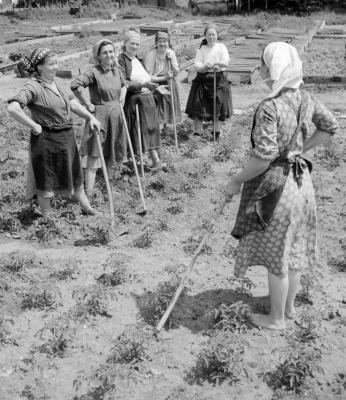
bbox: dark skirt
[124,91,160,154]
[185,71,233,121]
[153,79,182,125]
[80,101,125,166]
[30,125,83,194]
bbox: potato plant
[210,302,252,334]
[1,250,41,274]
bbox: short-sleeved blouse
[194,42,229,71]
[70,64,125,105]
[8,77,73,128]
[145,49,179,77]
[251,89,338,161]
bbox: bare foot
[250,313,286,331]
[285,308,297,320]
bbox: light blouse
[194,42,229,71]
[145,49,179,77]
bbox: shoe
[150,161,167,171]
[193,131,201,136]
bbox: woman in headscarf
[7,48,101,215]
[118,29,164,169]
[225,42,338,330]
[145,31,181,135]
[71,39,127,198]
[185,23,233,139]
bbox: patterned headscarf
[155,31,169,43]
[19,48,53,74]
[262,42,303,98]
[92,39,117,65]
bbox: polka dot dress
[232,89,338,278]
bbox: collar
[98,62,117,72]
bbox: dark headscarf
[19,48,53,74]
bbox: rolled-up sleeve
[8,83,37,108]
[194,48,204,69]
[251,100,280,161]
[70,68,95,91]
[312,96,339,136]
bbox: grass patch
[1,250,41,274]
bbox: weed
[181,137,200,159]
[290,311,321,343]
[167,201,184,214]
[1,250,40,274]
[263,348,323,393]
[107,324,152,365]
[28,214,62,243]
[176,119,193,141]
[211,302,252,334]
[76,218,112,246]
[187,332,247,385]
[296,269,321,306]
[72,286,111,321]
[213,137,235,162]
[132,230,153,249]
[96,263,129,287]
[0,214,22,234]
[142,281,186,329]
[227,276,256,297]
[15,203,42,226]
[156,218,170,231]
[49,258,80,281]
[21,288,58,311]
[183,235,213,256]
[0,317,14,345]
[36,334,70,359]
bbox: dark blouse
[8,77,73,128]
[70,64,125,105]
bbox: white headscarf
[262,42,303,98]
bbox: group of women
[7,24,338,331]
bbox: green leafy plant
[167,202,184,214]
[71,286,111,321]
[21,288,58,311]
[1,250,40,274]
[49,258,80,281]
[187,332,247,385]
[0,214,22,234]
[211,302,252,334]
[132,230,153,249]
[183,235,212,256]
[263,348,323,393]
[28,214,62,243]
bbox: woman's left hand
[89,116,101,133]
[225,176,242,198]
[166,49,174,59]
[213,64,221,71]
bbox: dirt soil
[0,13,346,400]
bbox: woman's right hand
[86,104,95,113]
[144,81,158,91]
[204,62,213,71]
[32,123,42,135]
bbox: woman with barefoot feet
[71,39,127,200]
[118,29,164,169]
[225,42,338,330]
[185,23,233,140]
[7,48,101,215]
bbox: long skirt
[79,101,125,169]
[124,91,160,154]
[153,79,182,125]
[233,168,317,278]
[185,71,233,121]
[27,126,83,199]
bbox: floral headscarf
[92,39,117,65]
[19,48,53,74]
